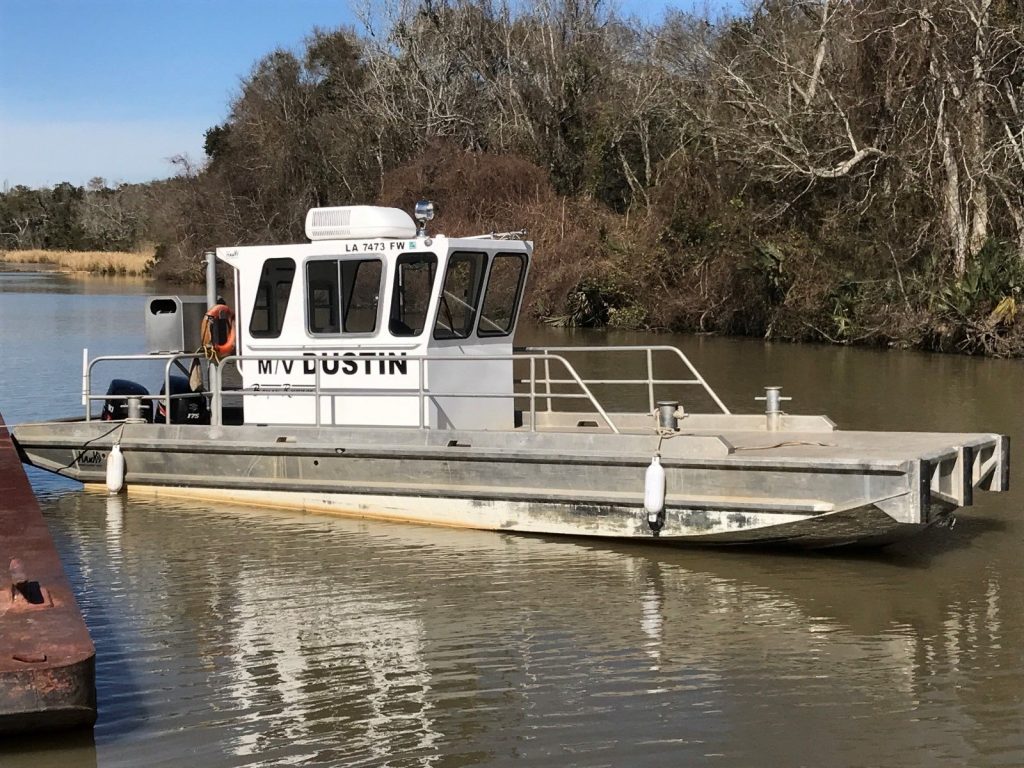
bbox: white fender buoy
[644,455,666,521]
[106,443,125,494]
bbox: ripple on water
[0,488,1004,767]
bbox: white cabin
[216,205,532,430]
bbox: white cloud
[0,119,207,188]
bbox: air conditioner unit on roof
[305,206,417,241]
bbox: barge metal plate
[0,412,96,733]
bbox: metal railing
[522,345,730,415]
[82,344,730,433]
[214,352,620,432]
[84,350,210,424]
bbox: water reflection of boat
[49,494,1018,766]
[12,203,1009,548]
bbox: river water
[1,272,1021,767]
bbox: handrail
[215,351,620,433]
[521,345,730,414]
[84,351,621,433]
[82,343,730,431]
[85,351,210,424]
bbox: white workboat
[12,203,1010,548]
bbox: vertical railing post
[646,348,655,414]
[530,357,537,431]
[210,359,222,426]
[163,359,172,424]
[315,360,322,428]
[543,356,552,412]
[82,348,90,420]
[418,357,426,429]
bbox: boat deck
[13,411,1009,464]
[525,410,1007,468]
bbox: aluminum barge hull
[11,416,1009,549]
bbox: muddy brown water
[0,272,1021,767]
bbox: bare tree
[659,0,1024,278]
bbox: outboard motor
[155,375,210,425]
[102,379,151,422]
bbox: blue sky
[0,0,729,189]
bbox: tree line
[0,178,162,252]
[8,0,1024,355]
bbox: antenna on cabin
[414,200,435,237]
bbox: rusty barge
[9,202,1011,548]
[0,412,96,733]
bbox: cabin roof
[216,233,532,269]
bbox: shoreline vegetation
[0,248,153,276]
[4,1,1024,357]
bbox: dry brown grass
[0,247,154,276]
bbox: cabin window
[434,252,486,340]
[389,253,437,336]
[307,258,383,335]
[250,258,296,339]
[477,253,527,337]
[342,260,382,333]
[307,260,340,333]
